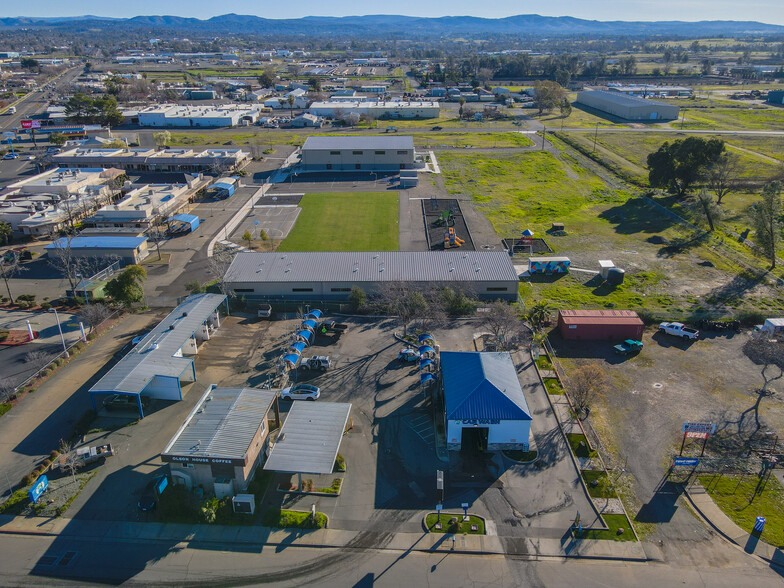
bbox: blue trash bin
[754,516,766,533]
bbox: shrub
[40,302,51,310]
[49,450,60,460]
[41,459,51,468]
[16,294,36,303]
[20,474,34,486]
[334,454,346,472]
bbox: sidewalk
[0,514,648,561]
[684,482,784,568]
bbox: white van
[5,106,16,114]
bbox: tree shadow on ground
[656,232,710,258]
[598,198,677,235]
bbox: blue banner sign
[155,476,168,495]
[28,475,49,503]
[673,457,699,467]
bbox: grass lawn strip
[699,474,784,548]
[543,378,564,395]
[578,514,636,542]
[262,507,328,529]
[567,433,598,459]
[277,192,398,252]
[582,470,617,499]
[503,449,538,462]
[425,513,486,534]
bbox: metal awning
[304,309,322,320]
[296,330,312,343]
[288,342,306,355]
[302,319,317,330]
[264,401,351,475]
[282,354,301,367]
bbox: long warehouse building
[576,90,680,121]
[223,251,520,301]
[300,136,416,171]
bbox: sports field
[277,192,399,252]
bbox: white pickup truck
[659,322,700,340]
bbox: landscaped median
[262,508,328,530]
[425,512,486,535]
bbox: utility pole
[592,122,599,152]
[541,126,546,151]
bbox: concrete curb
[682,485,784,570]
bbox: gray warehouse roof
[302,135,414,151]
[224,251,519,284]
[264,401,351,475]
[577,90,673,108]
[162,386,277,462]
[89,293,226,396]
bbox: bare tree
[47,232,86,291]
[706,153,741,205]
[566,364,607,418]
[374,282,428,335]
[0,377,15,403]
[0,251,24,303]
[58,439,80,482]
[24,350,50,370]
[741,334,784,434]
[480,300,522,350]
[77,303,113,332]
[690,189,723,231]
[206,249,237,296]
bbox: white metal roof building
[88,294,227,417]
[137,104,265,128]
[161,385,279,495]
[300,135,416,171]
[308,100,440,120]
[224,251,520,301]
[53,147,249,173]
[576,90,680,121]
[264,401,351,476]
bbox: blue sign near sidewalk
[673,457,699,467]
[28,475,48,504]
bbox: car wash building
[441,351,532,452]
[88,293,227,417]
[161,385,280,497]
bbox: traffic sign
[673,457,699,467]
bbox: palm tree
[287,95,295,119]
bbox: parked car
[398,347,421,362]
[613,339,643,356]
[659,322,700,340]
[103,394,150,412]
[131,330,150,345]
[280,383,320,401]
[257,304,272,318]
[2,153,18,160]
[137,476,165,511]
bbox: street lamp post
[592,122,600,152]
[51,308,69,359]
[541,125,547,151]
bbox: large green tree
[750,181,782,269]
[105,265,147,306]
[65,93,123,126]
[533,80,566,114]
[647,137,725,197]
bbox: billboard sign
[20,120,41,130]
[155,476,168,495]
[28,475,49,503]
[683,422,716,435]
[673,457,699,467]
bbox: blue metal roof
[46,236,147,250]
[441,352,532,421]
[168,213,199,223]
[212,182,234,191]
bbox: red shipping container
[558,310,644,341]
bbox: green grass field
[699,474,784,548]
[439,150,628,236]
[680,107,784,130]
[277,192,398,252]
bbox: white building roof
[89,294,226,396]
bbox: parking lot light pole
[51,308,69,359]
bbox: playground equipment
[432,210,455,228]
[443,227,465,249]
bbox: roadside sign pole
[680,431,687,456]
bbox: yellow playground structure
[444,226,465,248]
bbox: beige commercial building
[300,136,416,171]
[54,147,249,173]
[576,90,680,121]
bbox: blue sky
[4,1,784,25]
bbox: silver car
[280,383,320,401]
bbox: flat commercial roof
[224,251,519,284]
[441,352,532,421]
[302,135,414,151]
[559,309,643,325]
[45,236,147,250]
[161,386,276,464]
[89,293,226,396]
[264,401,351,475]
[578,90,673,108]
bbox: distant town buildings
[137,104,265,128]
[308,100,440,119]
[53,147,249,173]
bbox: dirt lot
[552,327,784,542]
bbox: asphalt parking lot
[58,312,600,542]
[0,308,81,389]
